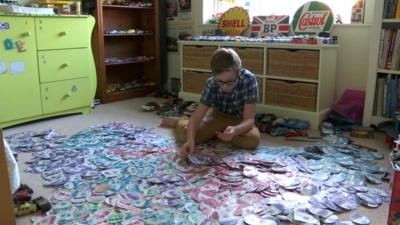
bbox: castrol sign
[218,7,250,36]
[291,1,333,35]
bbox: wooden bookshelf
[93,0,160,103]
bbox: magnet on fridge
[15,40,26,52]
[0,22,10,30]
[4,38,14,50]
[0,61,6,74]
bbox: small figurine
[350,126,374,138]
[15,40,26,52]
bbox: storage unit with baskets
[178,41,338,129]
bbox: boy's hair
[210,48,242,75]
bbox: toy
[4,38,14,50]
[14,202,37,217]
[39,0,81,15]
[350,126,374,138]
[33,196,51,213]
[283,130,307,137]
[15,40,26,52]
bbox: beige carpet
[4,97,392,225]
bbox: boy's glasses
[214,76,239,86]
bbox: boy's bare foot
[160,117,180,128]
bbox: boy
[164,48,260,155]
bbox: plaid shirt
[200,69,259,117]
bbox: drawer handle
[59,31,68,36]
[65,92,72,97]
[61,63,70,68]
[22,32,31,37]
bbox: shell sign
[218,7,250,36]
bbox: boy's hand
[180,141,195,156]
[216,126,236,142]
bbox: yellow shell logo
[218,7,250,36]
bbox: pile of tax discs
[5,123,389,225]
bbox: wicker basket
[268,49,319,80]
[256,76,263,102]
[182,70,212,94]
[230,47,264,74]
[265,79,317,111]
[182,46,218,70]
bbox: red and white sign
[291,1,333,35]
[251,15,289,36]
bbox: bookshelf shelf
[377,69,400,74]
[382,19,400,23]
[364,0,400,126]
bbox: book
[376,77,385,116]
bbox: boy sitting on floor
[162,48,260,155]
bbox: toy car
[33,197,51,213]
[350,126,374,138]
[14,202,37,217]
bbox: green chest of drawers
[0,15,96,128]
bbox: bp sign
[291,1,333,35]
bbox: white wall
[331,24,371,100]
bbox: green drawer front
[38,48,89,82]
[41,78,91,114]
[35,17,88,50]
[0,16,42,124]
